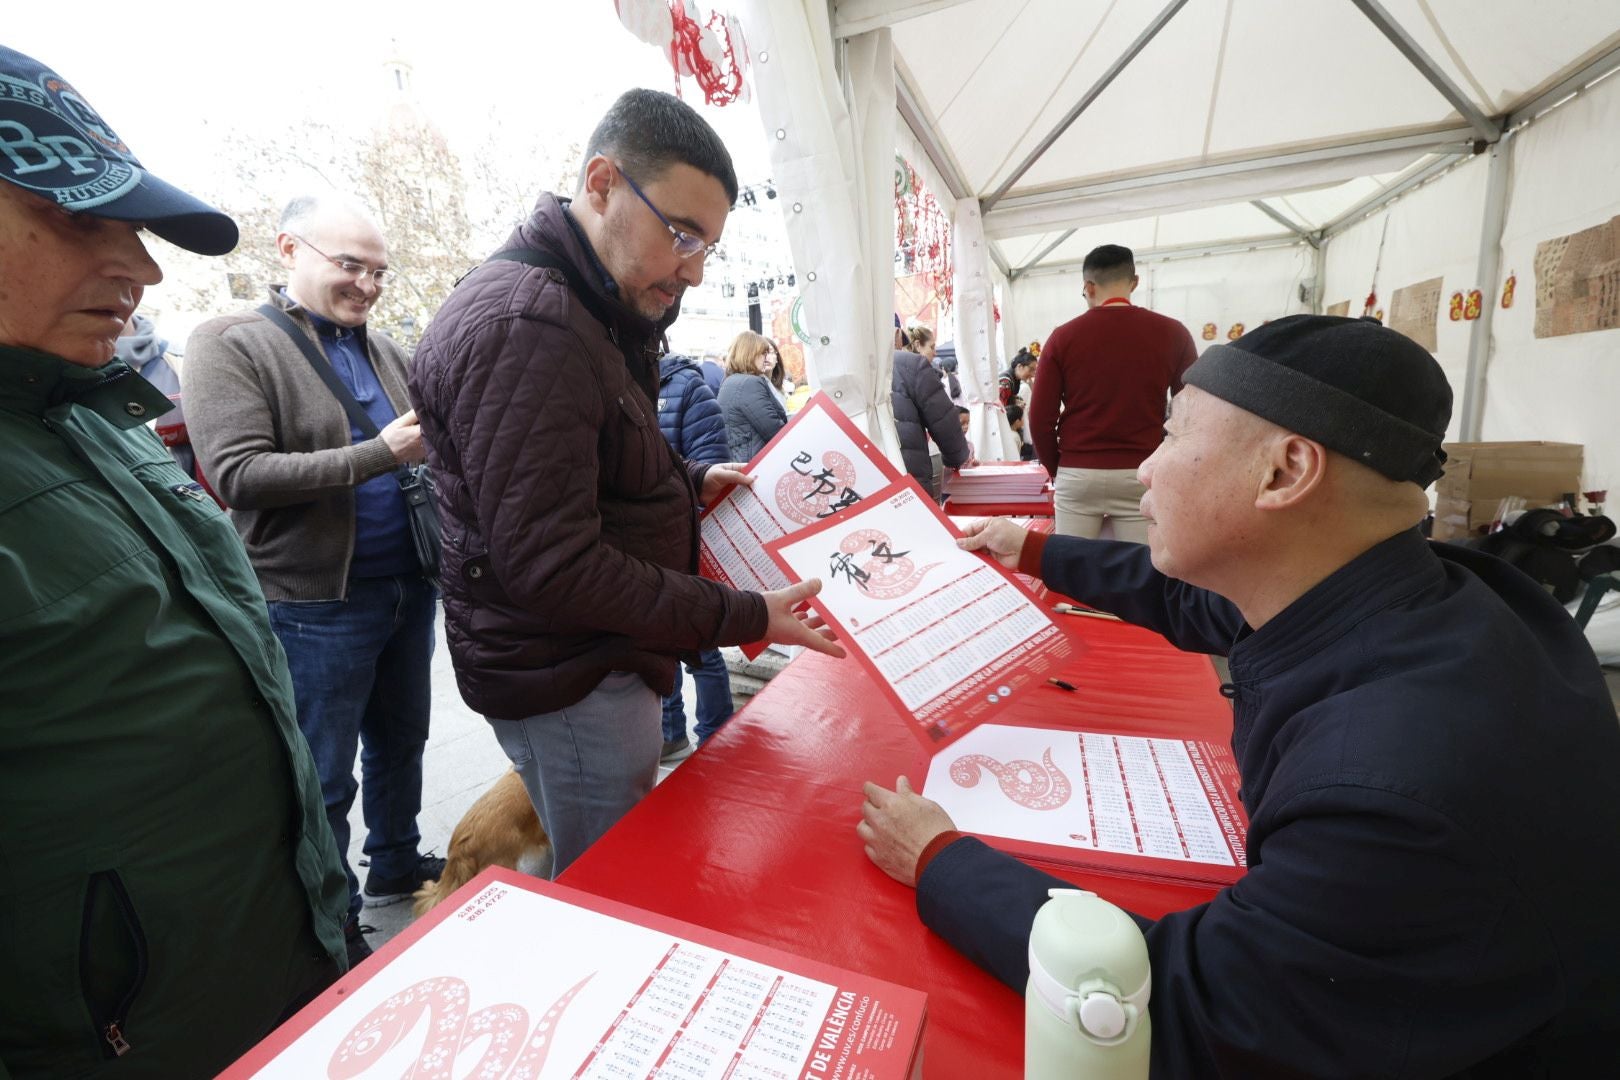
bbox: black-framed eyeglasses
[617,165,722,260]
[291,233,392,286]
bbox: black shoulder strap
[256,303,382,440]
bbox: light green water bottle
[1025,888,1152,1079]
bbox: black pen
[1047,677,1077,692]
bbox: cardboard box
[1432,441,1583,540]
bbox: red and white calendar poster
[223,867,925,1080]
[765,478,1075,750]
[923,723,1249,887]
[700,393,901,657]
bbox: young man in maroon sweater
[1027,245,1196,540]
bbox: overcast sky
[5,0,774,200]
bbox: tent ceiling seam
[983,0,1190,210]
[1348,0,1500,141]
[935,0,1038,123]
[1414,0,1495,112]
[979,0,1121,203]
[1200,0,1236,160]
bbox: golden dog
[412,769,551,916]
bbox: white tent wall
[1490,69,1620,490]
[1321,154,1490,444]
[950,197,1020,459]
[1142,246,1316,350]
[737,0,900,450]
[1005,244,1314,357]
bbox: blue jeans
[661,648,734,744]
[267,575,436,918]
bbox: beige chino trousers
[1054,466,1150,543]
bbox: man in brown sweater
[184,195,443,962]
[1028,244,1196,541]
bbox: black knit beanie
[1182,315,1452,487]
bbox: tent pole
[1459,131,1514,442]
[1250,200,1318,248]
[984,126,1478,234]
[1349,0,1500,142]
[1312,239,1328,314]
[1319,151,1469,241]
[982,0,1191,211]
[1011,228,1078,279]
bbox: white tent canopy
[735,0,1620,476]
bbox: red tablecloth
[560,616,1233,1079]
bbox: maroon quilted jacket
[409,195,767,720]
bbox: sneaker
[660,735,693,763]
[362,852,447,908]
[344,919,375,969]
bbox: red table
[560,615,1233,1078]
[941,491,1054,517]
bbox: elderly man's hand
[857,777,957,887]
[701,463,753,503]
[760,578,845,658]
[955,516,1028,570]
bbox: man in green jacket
[0,46,349,1079]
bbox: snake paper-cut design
[775,449,861,525]
[950,748,1072,810]
[832,528,940,600]
[327,972,593,1079]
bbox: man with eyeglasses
[185,194,443,963]
[411,88,843,877]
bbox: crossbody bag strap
[256,303,383,441]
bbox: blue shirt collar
[279,287,361,340]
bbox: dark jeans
[660,647,734,745]
[267,575,435,918]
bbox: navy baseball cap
[0,45,238,255]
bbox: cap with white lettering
[0,45,237,255]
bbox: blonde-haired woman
[908,325,935,359]
[717,330,788,462]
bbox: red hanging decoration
[894,155,955,310]
[617,0,750,107]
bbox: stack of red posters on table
[941,462,1050,504]
[223,867,926,1080]
[765,476,1076,750]
[699,392,902,659]
[921,722,1249,888]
